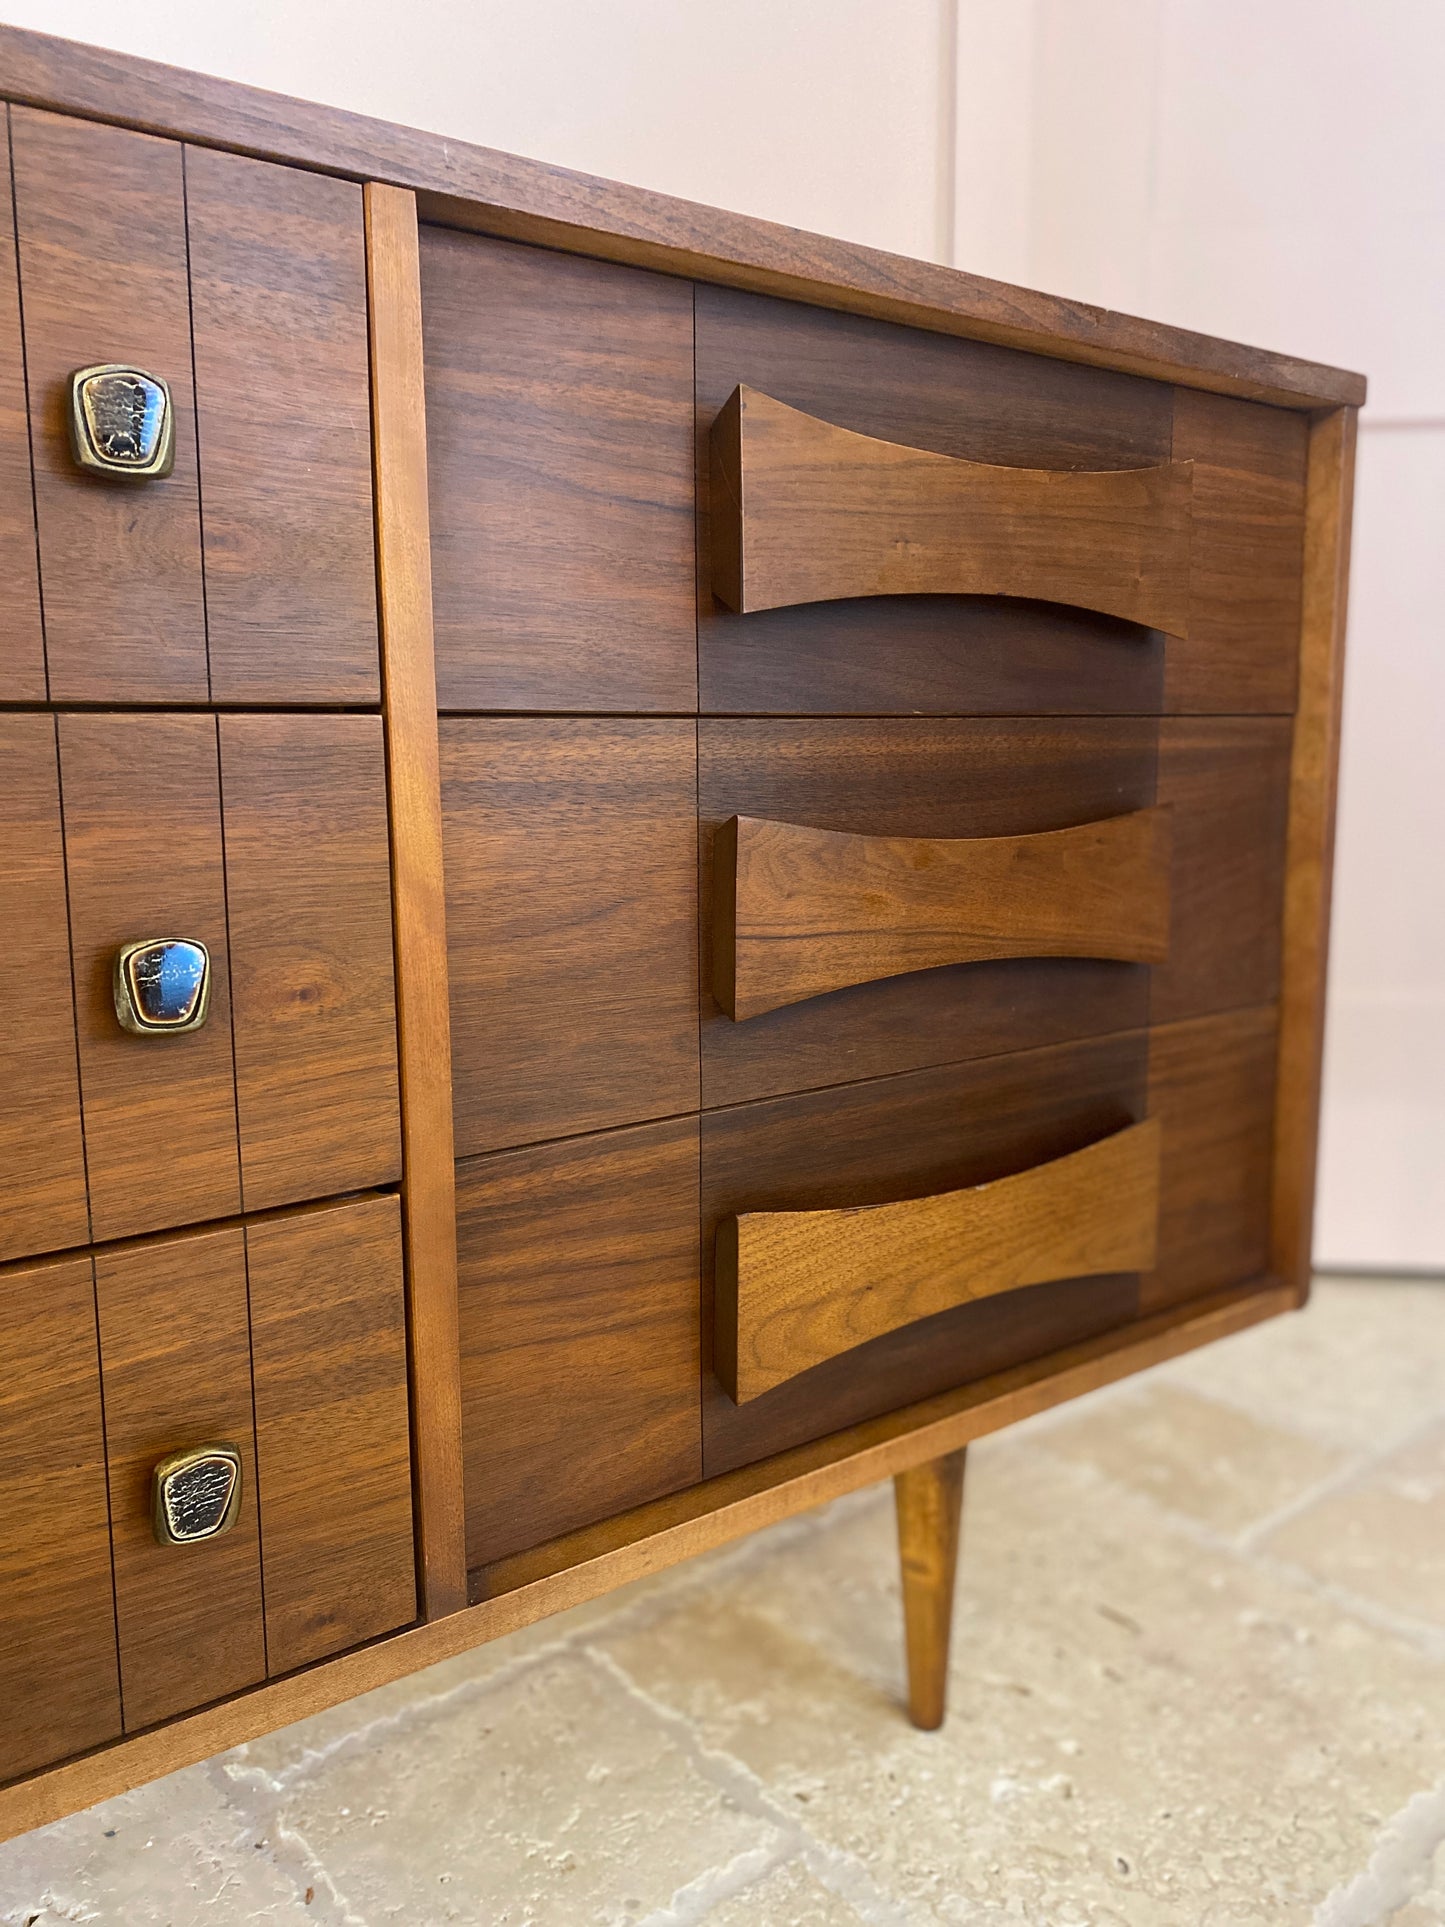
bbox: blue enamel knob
[113,938,211,1035]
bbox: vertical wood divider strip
[1271,405,1357,1302]
[364,180,468,1617]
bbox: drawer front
[0,1194,419,1746]
[442,717,698,1155]
[696,283,1305,718]
[458,1117,702,1568]
[0,713,400,1260]
[11,107,207,703]
[702,717,1290,1108]
[6,109,378,706]
[0,1252,120,1781]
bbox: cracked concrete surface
[3,1275,1444,1926]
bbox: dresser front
[0,109,1332,1800]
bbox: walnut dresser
[0,25,1362,1838]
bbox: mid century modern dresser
[0,25,1360,1838]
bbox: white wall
[7,0,1435,1267]
[0,0,958,263]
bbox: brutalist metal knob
[151,1444,243,1547]
[113,938,211,1035]
[67,364,175,478]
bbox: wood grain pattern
[365,183,467,1622]
[246,1195,416,1675]
[702,1028,1150,1474]
[1167,388,1307,713]
[718,1120,1160,1403]
[0,25,1362,410]
[220,714,401,1213]
[186,145,379,702]
[0,1252,120,1782]
[700,597,1167,720]
[0,1279,1293,1834]
[1273,408,1357,1303]
[0,107,44,699]
[1151,717,1291,1026]
[1146,1005,1277,1314]
[700,284,1180,482]
[421,227,695,712]
[895,1449,966,1731]
[442,718,698,1155]
[717,807,1170,1022]
[696,286,1174,717]
[712,386,1193,633]
[700,718,1156,1109]
[10,107,207,703]
[57,713,241,1244]
[0,715,88,1263]
[93,1226,265,1730]
[457,1116,702,1568]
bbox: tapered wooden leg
[894,1447,967,1730]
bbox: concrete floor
[4,1275,1445,1926]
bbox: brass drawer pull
[67,364,175,479]
[113,937,211,1035]
[151,1443,242,1546]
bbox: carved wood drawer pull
[716,1117,1161,1404]
[710,386,1193,634]
[714,807,1171,1021]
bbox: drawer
[0,712,400,1261]
[437,710,1289,1156]
[696,285,1305,718]
[455,1007,1277,1557]
[442,717,698,1155]
[701,716,1289,1108]
[0,1194,416,1758]
[3,108,378,705]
